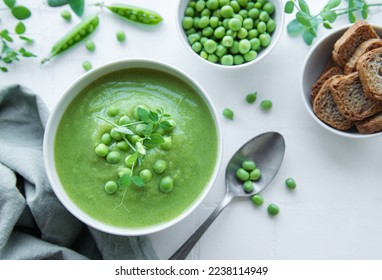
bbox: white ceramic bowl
[43,59,223,236]
[301,24,382,139]
[177,0,284,69]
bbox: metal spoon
[169,132,285,260]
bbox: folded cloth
[0,85,158,260]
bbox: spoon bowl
[169,132,285,259]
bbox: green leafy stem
[285,0,382,45]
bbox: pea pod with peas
[104,3,163,25]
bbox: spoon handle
[169,193,233,260]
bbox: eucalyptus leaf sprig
[285,0,382,45]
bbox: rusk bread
[332,21,378,67]
[356,47,382,101]
[329,72,382,121]
[313,76,353,130]
[310,66,343,100]
[344,38,382,74]
[356,112,382,134]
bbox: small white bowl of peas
[177,0,284,69]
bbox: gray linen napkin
[0,85,158,260]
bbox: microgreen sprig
[285,0,382,45]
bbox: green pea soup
[54,68,218,229]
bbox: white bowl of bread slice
[301,21,382,138]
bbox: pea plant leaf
[137,107,150,122]
[3,0,15,8]
[295,11,312,27]
[11,6,32,20]
[323,0,341,11]
[15,22,26,35]
[132,176,145,188]
[303,30,315,45]
[118,173,132,189]
[69,0,84,17]
[287,19,305,36]
[298,0,310,15]
[320,10,337,23]
[19,35,34,44]
[143,133,165,148]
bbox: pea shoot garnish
[95,105,176,210]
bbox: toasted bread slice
[344,38,382,74]
[356,112,382,134]
[311,66,343,100]
[332,21,378,67]
[357,47,382,101]
[329,72,382,121]
[313,76,353,130]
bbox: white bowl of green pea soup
[44,59,223,235]
[177,0,284,68]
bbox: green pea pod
[42,13,99,63]
[106,4,162,25]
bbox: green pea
[257,21,267,33]
[248,8,260,19]
[209,16,219,28]
[222,35,234,47]
[208,54,219,63]
[225,29,236,38]
[104,181,118,194]
[267,203,280,216]
[260,99,272,110]
[219,0,229,6]
[244,50,257,62]
[202,26,214,37]
[100,133,112,146]
[118,167,131,177]
[267,19,276,33]
[159,176,174,193]
[200,36,208,44]
[160,136,173,150]
[129,134,141,145]
[195,0,206,12]
[246,92,257,104]
[259,33,271,47]
[212,9,221,19]
[201,8,211,17]
[182,17,194,29]
[110,127,123,141]
[85,39,95,52]
[221,54,234,65]
[106,151,121,164]
[108,106,119,117]
[153,159,167,174]
[233,14,244,23]
[193,17,200,28]
[249,168,261,181]
[188,1,196,8]
[119,115,131,125]
[229,41,239,54]
[95,143,109,157]
[246,2,255,10]
[233,54,244,65]
[239,10,248,19]
[238,39,251,54]
[263,2,275,14]
[61,10,71,21]
[192,42,203,53]
[237,27,248,39]
[135,123,147,136]
[238,0,248,7]
[220,5,234,18]
[116,141,129,151]
[82,60,92,71]
[163,119,176,131]
[250,38,261,50]
[248,29,259,39]
[285,178,297,189]
[254,2,262,9]
[222,18,230,29]
[140,169,153,183]
[124,154,137,167]
[206,0,219,10]
[185,7,195,17]
[230,1,240,12]
[188,33,201,45]
[228,18,241,31]
[259,11,269,22]
[243,18,254,30]
[236,168,250,181]
[204,39,217,54]
[251,194,264,206]
[242,160,256,171]
[213,26,226,39]
[200,50,208,59]
[243,181,254,192]
[198,16,210,28]
[215,44,227,57]
[222,108,234,120]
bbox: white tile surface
[2,0,382,260]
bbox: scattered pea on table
[222,107,234,120]
[260,99,272,110]
[267,203,280,216]
[285,177,297,189]
[60,10,72,21]
[116,31,126,42]
[85,40,96,51]
[82,60,92,71]
[246,92,257,104]
[251,194,264,206]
